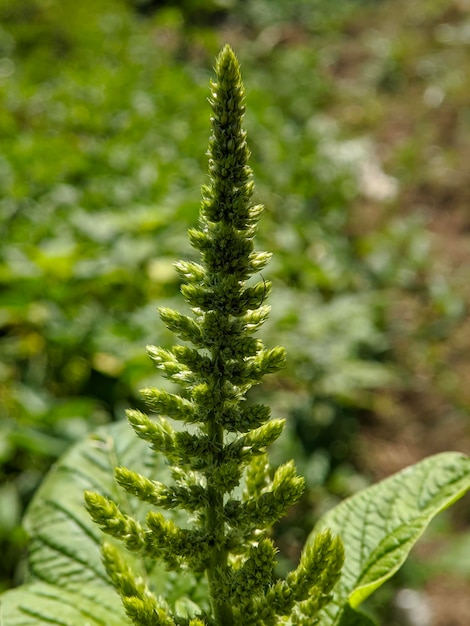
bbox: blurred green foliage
[0,0,461,593]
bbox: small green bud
[224,420,284,466]
[146,512,210,568]
[187,228,211,253]
[84,491,146,552]
[158,307,203,345]
[140,388,195,422]
[126,410,176,456]
[174,431,211,464]
[272,460,305,502]
[173,260,206,283]
[102,543,175,625]
[254,346,287,375]
[229,463,304,530]
[123,597,175,626]
[241,305,271,334]
[248,251,272,273]
[180,283,214,310]
[237,280,271,313]
[220,402,270,433]
[286,529,344,603]
[114,467,206,511]
[147,346,192,384]
[244,454,271,501]
[172,346,213,378]
[291,592,331,625]
[264,579,296,616]
[207,459,243,494]
[231,538,277,601]
[115,466,164,506]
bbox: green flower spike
[85,44,344,626]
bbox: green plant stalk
[195,48,246,623]
[186,46,318,620]
[84,44,344,626]
[206,406,231,624]
[189,47,263,623]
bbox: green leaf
[313,452,470,625]
[0,582,127,626]
[0,420,205,625]
[335,605,377,626]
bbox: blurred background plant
[1,0,469,623]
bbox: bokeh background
[1,0,470,623]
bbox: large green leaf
[313,452,470,626]
[0,420,204,625]
[335,605,377,626]
[0,582,127,626]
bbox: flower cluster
[85,45,343,626]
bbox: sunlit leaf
[313,452,470,625]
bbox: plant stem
[206,352,235,625]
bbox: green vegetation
[1,0,470,623]
[1,44,469,626]
[84,46,344,625]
